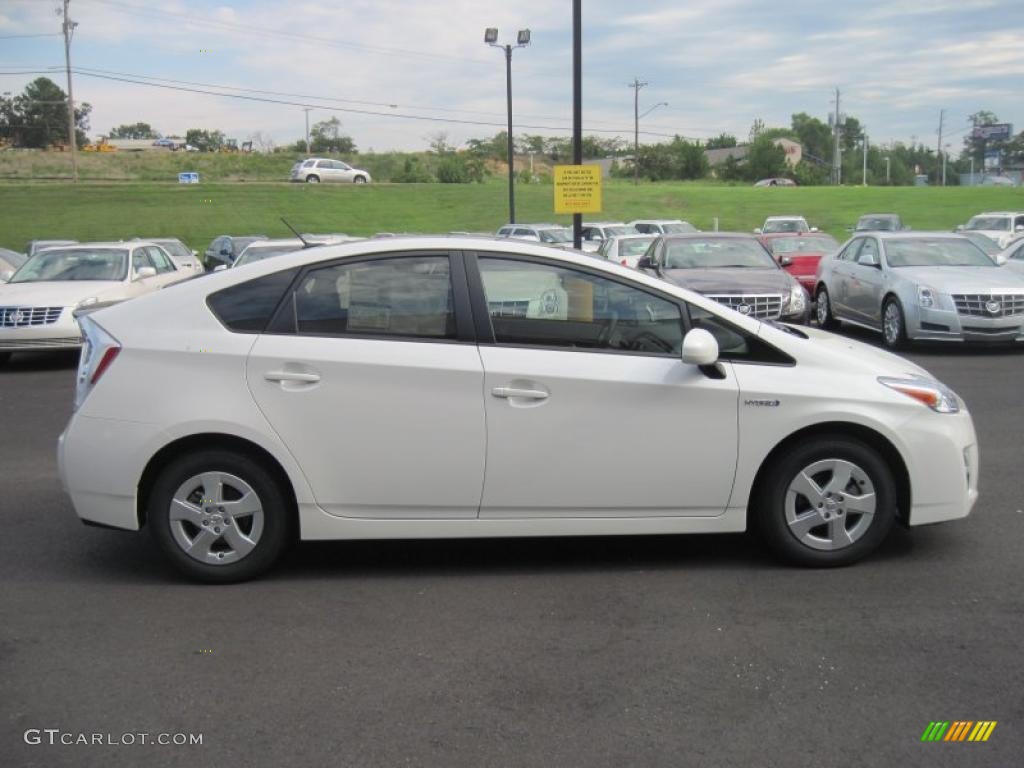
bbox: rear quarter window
[207,268,299,332]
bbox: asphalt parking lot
[1,332,1022,768]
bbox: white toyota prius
[58,237,979,582]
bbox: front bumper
[0,309,82,351]
[900,405,979,525]
[909,306,1024,343]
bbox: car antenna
[280,217,312,248]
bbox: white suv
[289,158,371,184]
[59,237,978,581]
[959,211,1024,249]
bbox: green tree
[705,133,737,149]
[746,136,789,181]
[184,129,225,152]
[790,112,832,166]
[391,156,434,183]
[0,78,91,148]
[109,122,157,139]
[309,117,355,154]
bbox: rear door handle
[265,371,321,384]
[491,386,548,400]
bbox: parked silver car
[289,158,371,184]
[815,232,1024,348]
[596,234,657,268]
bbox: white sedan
[58,237,978,582]
[0,242,191,364]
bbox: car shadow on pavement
[2,350,79,371]
[828,323,1024,357]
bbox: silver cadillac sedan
[815,232,1024,348]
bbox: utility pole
[572,0,582,250]
[303,107,312,153]
[862,131,868,187]
[885,156,890,184]
[831,88,841,185]
[629,78,647,186]
[936,109,945,186]
[61,0,78,183]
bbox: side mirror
[994,254,1008,266]
[134,266,157,280]
[681,328,719,366]
[753,228,762,234]
[213,264,228,272]
[637,255,658,270]
[779,255,793,266]
[191,249,199,256]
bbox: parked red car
[761,233,840,294]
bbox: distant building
[705,138,802,168]
[104,138,168,152]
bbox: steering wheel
[627,331,674,354]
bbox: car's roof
[501,223,565,229]
[583,221,627,226]
[39,242,138,250]
[133,237,184,243]
[660,232,761,241]
[764,215,807,220]
[970,211,1024,216]
[858,213,900,218]
[862,231,966,240]
[242,238,305,248]
[609,233,656,240]
[628,219,687,224]
[761,231,834,239]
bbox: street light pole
[629,78,647,186]
[862,132,868,187]
[486,28,531,225]
[572,1,582,250]
[885,156,890,184]
[303,107,312,153]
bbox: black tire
[148,450,292,583]
[353,175,367,184]
[815,286,838,329]
[755,435,897,567]
[882,297,907,350]
[305,174,320,183]
[0,352,10,366]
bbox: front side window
[687,304,794,364]
[477,257,683,355]
[856,238,880,265]
[965,216,1010,232]
[132,248,156,273]
[147,247,176,273]
[291,256,455,339]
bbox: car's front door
[470,253,739,518]
[848,237,884,323]
[828,238,861,317]
[246,252,486,519]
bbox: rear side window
[288,256,455,339]
[208,268,299,332]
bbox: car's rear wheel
[882,298,907,349]
[353,175,367,184]
[815,286,837,329]
[756,435,897,567]
[148,450,292,583]
[305,175,320,183]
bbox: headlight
[917,286,936,308]
[786,283,806,313]
[878,375,960,413]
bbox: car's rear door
[246,251,486,519]
[467,251,739,518]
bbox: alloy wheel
[883,302,903,346]
[784,459,877,551]
[169,472,265,565]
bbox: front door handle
[491,386,548,400]
[265,371,321,384]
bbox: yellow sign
[553,164,602,214]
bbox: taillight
[75,315,121,409]
[621,259,628,266]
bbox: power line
[0,33,62,40]
[71,68,695,139]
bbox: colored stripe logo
[921,721,997,742]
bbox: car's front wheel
[353,175,367,184]
[815,286,837,329]
[305,175,320,183]
[882,297,907,349]
[756,435,897,567]
[148,450,292,583]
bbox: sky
[1,0,1022,153]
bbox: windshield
[235,244,304,266]
[961,232,1001,255]
[662,222,697,234]
[885,238,996,268]
[538,228,573,243]
[664,239,777,269]
[856,216,898,231]
[965,216,1010,232]
[154,241,191,260]
[770,236,839,255]
[618,237,656,257]
[10,248,128,282]
[603,226,633,237]
[762,219,807,233]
